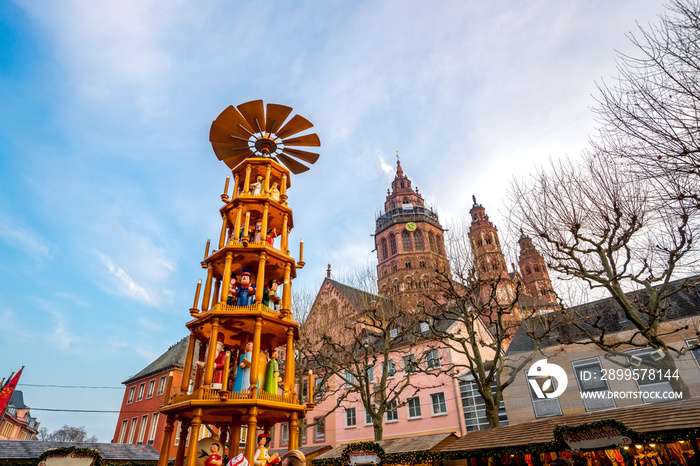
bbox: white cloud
[97,251,157,306]
[0,215,51,260]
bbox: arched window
[402,231,413,251]
[413,230,424,250]
[405,261,412,269]
[526,266,532,275]
[392,263,398,272]
[419,260,425,268]
[389,234,397,255]
[428,232,436,252]
[534,265,541,272]
[381,238,388,260]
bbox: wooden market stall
[441,399,700,466]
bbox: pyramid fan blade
[276,153,310,174]
[223,152,253,170]
[282,133,321,147]
[283,148,320,165]
[210,122,249,148]
[212,105,254,140]
[237,100,266,134]
[265,104,293,133]
[276,115,313,139]
[212,143,252,161]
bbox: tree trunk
[373,421,383,441]
[659,354,691,399]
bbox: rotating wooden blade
[282,133,321,147]
[210,122,249,148]
[223,152,253,170]
[276,153,310,174]
[237,100,266,134]
[265,103,293,134]
[282,148,320,165]
[212,143,252,161]
[211,105,254,141]
[276,114,313,139]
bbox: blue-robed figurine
[236,268,256,306]
[232,341,253,392]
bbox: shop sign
[349,452,380,465]
[38,451,95,466]
[561,426,631,452]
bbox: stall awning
[442,398,700,453]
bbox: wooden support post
[244,407,258,464]
[220,252,234,303]
[255,252,267,303]
[284,327,295,394]
[185,410,203,466]
[201,265,214,312]
[181,333,197,392]
[203,318,220,386]
[157,415,175,466]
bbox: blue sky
[0,0,662,442]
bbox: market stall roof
[0,441,159,462]
[316,433,458,459]
[442,398,700,453]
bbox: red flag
[0,367,23,414]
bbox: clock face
[405,222,417,231]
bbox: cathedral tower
[518,232,557,304]
[468,197,516,303]
[375,159,448,302]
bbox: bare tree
[593,0,700,208]
[40,424,98,442]
[509,153,697,396]
[422,221,554,428]
[297,267,442,441]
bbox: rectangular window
[386,400,399,422]
[173,422,181,446]
[430,392,447,416]
[137,383,145,402]
[118,420,128,443]
[366,365,374,384]
[627,349,675,403]
[390,328,398,338]
[365,405,374,426]
[345,407,357,428]
[572,358,616,411]
[314,378,325,401]
[137,415,148,444]
[127,417,138,443]
[426,349,440,369]
[386,360,395,379]
[525,370,563,418]
[314,418,325,442]
[148,413,159,445]
[459,378,508,432]
[157,376,167,396]
[127,386,136,404]
[147,380,156,399]
[407,396,422,419]
[280,424,289,446]
[403,354,416,374]
[344,371,355,388]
